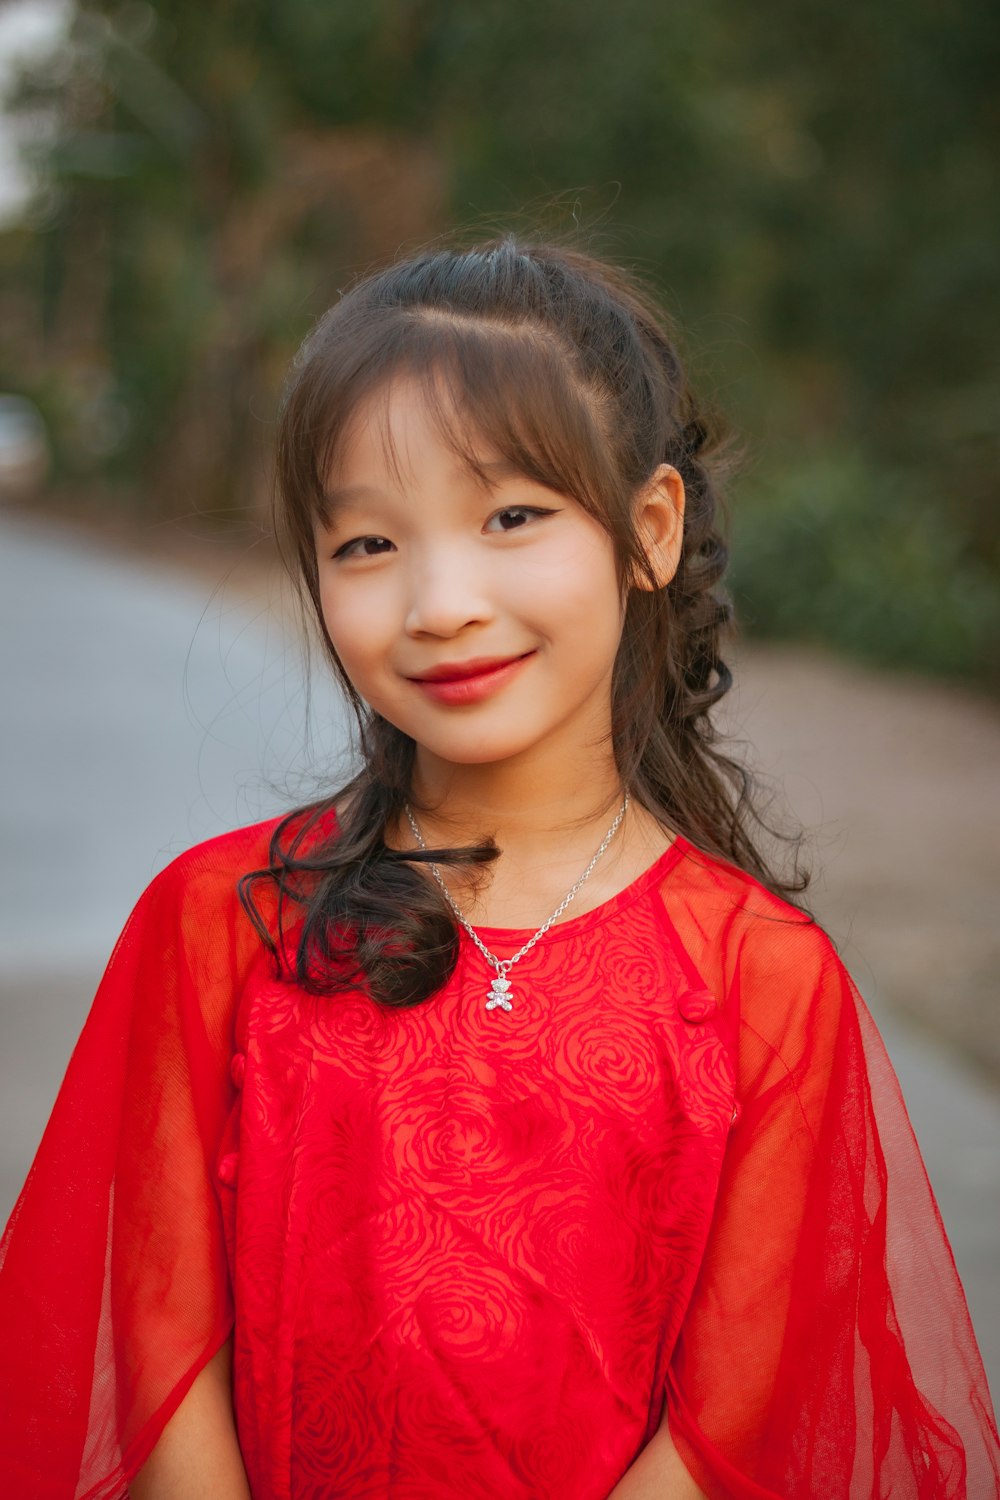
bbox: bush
[728,447,1000,689]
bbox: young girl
[1,237,997,1500]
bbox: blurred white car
[0,394,49,497]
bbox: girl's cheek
[320,590,390,666]
[317,601,357,665]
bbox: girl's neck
[407,751,627,863]
[387,760,674,930]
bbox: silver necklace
[402,793,629,1013]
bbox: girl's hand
[129,1338,251,1499]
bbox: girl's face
[313,376,637,775]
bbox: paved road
[1,511,997,1401]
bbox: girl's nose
[403,545,495,638]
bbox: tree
[3,0,997,679]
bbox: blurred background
[0,0,998,1387]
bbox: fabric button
[230,1051,246,1087]
[217,1152,240,1187]
[678,990,718,1023]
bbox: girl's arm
[129,1339,251,1500]
[606,1411,708,1500]
[0,832,274,1498]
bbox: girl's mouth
[409,652,535,705]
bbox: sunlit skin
[313,375,687,923]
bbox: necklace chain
[402,793,629,1012]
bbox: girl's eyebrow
[318,480,404,529]
[472,459,566,495]
[319,459,539,531]
[320,459,528,520]
[321,482,383,514]
[473,458,523,485]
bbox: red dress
[1,816,998,1499]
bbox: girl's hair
[240,233,810,1007]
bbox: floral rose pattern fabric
[1,818,997,1499]
[218,846,733,1499]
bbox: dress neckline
[465,834,689,947]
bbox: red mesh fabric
[0,819,996,1498]
[0,822,275,1500]
[662,853,1000,1498]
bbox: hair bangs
[406,317,623,527]
[306,309,626,539]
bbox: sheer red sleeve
[663,884,1000,1499]
[0,829,270,1500]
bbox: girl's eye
[333,535,394,560]
[485,506,554,533]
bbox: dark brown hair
[240,233,809,1005]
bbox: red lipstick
[408,651,535,705]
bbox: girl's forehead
[325,373,504,491]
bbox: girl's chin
[400,720,556,768]
[413,741,542,768]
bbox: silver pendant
[485,975,513,1012]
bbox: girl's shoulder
[148,798,339,904]
[155,812,287,891]
[133,802,341,974]
[120,811,300,979]
[663,833,828,950]
[131,814,283,934]
[659,836,849,1064]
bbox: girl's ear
[630,463,685,591]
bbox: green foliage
[1,0,998,682]
[730,448,999,687]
